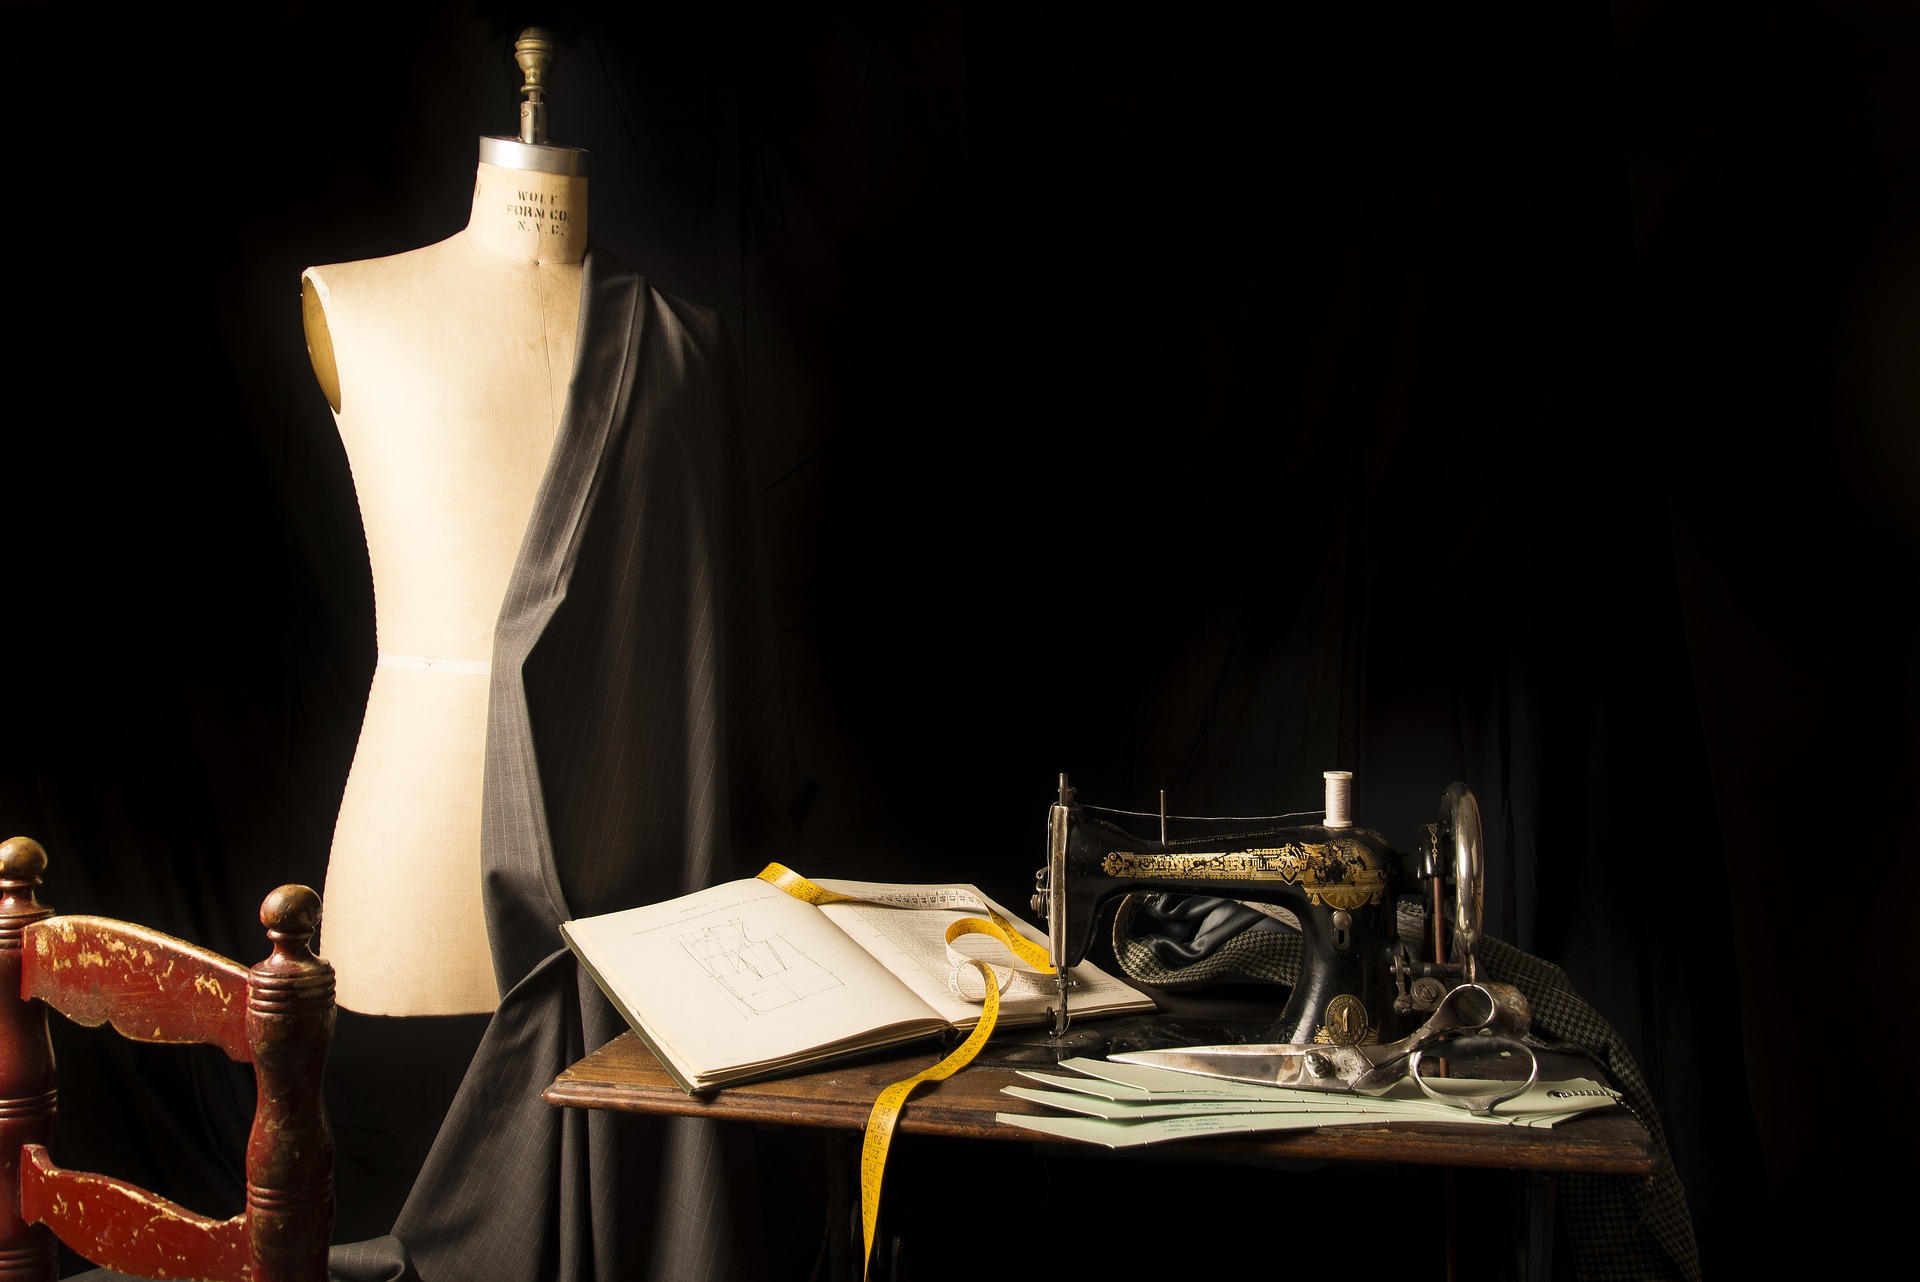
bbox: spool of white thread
[1323,770,1354,828]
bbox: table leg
[1444,1166,1458,1281]
[826,1131,860,1282]
[1525,1171,1558,1282]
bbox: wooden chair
[0,835,334,1282]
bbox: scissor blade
[1108,1043,1379,1091]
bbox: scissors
[1108,981,1539,1116]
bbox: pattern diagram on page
[676,919,844,1016]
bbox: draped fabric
[384,245,797,1282]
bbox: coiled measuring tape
[756,864,1054,1280]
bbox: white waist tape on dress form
[376,652,492,676]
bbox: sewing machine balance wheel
[1440,783,1484,981]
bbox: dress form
[301,30,589,1015]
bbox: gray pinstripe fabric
[384,247,795,1282]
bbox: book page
[810,879,1153,1028]
[562,877,947,1088]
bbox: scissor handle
[1408,1034,1540,1116]
[1419,980,1532,1038]
[1348,981,1534,1093]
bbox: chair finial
[261,884,322,949]
[0,836,47,881]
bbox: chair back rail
[16,1156,251,1279]
[0,837,334,1282]
[21,919,252,1062]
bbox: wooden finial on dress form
[515,27,558,146]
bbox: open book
[561,871,1154,1094]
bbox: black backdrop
[6,2,1916,1277]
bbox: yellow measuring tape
[756,864,1054,1279]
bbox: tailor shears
[1108,981,1540,1116]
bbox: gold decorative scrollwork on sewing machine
[1032,770,1487,1049]
[1098,845,1391,911]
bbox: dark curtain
[5,2,1915,1277]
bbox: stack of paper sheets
[995,1056,1625,1148]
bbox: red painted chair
[0,835,334,1282]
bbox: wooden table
[546,1010,1662,1281]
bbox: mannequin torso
[303,156,587,1014]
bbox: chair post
[244,885,335,1282]
[0,839,57,1282]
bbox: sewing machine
[1031,770,1487,1048]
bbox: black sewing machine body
[1034,772,1484,1050]
[1054,807,1406,1046]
